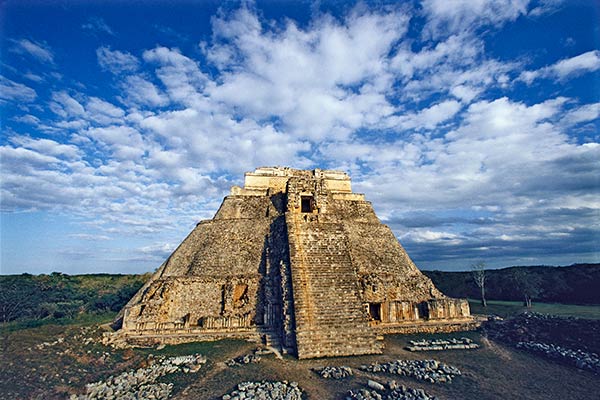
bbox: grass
[468,299,600,319]
[0,311,117,334]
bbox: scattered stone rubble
[347,379,437,400]
[516,341,600,374]
[360,359,461,383]
[222,381,303,400]
[225,352,262,367]
[484,312,600,374]
[314,365,354,379]
[71,354,206,400]
[406,337,479,351]
[34,337,64,349]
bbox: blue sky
[1,0,599,274]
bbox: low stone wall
[103,329,262,349]
[374,319,480,335]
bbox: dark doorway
[301,196,313,213]
[368,303,382,321]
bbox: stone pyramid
[111,167,473,358]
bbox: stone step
[286,215,382,359]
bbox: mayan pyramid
[112,167,473,358]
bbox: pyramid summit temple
[111,167,474,358]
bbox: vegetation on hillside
[424,264,600,305]
[0,273,149,325]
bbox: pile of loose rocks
[222,381,303,400]
[225,352,262,367]
[406,337,479,352]
[484,312,600,374]
[347,380,437,400]
[314,365,353,379]
[516,341,600,374]
[71,353,207,400]
[360,359,461,383]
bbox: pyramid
[111,167,474,358]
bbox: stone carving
[108,167,474,358]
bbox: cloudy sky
[1,0,598,274]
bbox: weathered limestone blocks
[406,337,479,351]
[360,359,462,383]
[348,381,439,400]
[73,354,206,400]
[222,381,303,400]
[314,366,354,379]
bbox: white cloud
[388,100,462,130]
[422,0,530,38]
[143,46,209,106]
[519,50,600,84]
[0,76,37,102]
[10,38,54,63]
[50,91,85,118]
[2,4,598,272]
[9,136,81,160]
[560,102,600,126]
[202,6,411,140]
[120,75,169,107]
[82,17,115,36]
[96,46,140,74]
[86,97,125,125]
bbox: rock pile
[72,353,207,400]
[517,341,600,374]
[406,337,479,351]
[314,366,353,379]
[360,359,461,383]
[225,353,261,367]
[347,380,437,400]
[222,381,303,400]
[484,312,600,374]
[484,312,600,354]
[34,337,64,349]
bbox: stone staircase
[286,214,383,358]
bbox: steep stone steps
[286,213,382,359]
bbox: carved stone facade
[111,167,473,358]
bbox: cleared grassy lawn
[468,299,600,319]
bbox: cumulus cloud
[1,3,598,271]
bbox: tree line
[0,272,148,324]
[423,263,600,306]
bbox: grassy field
[468,299,600,319]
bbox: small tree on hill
[512,268,541,308]
[471,261,487,307]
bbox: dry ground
[1,322,599,400]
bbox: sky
[0,0,599,275]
